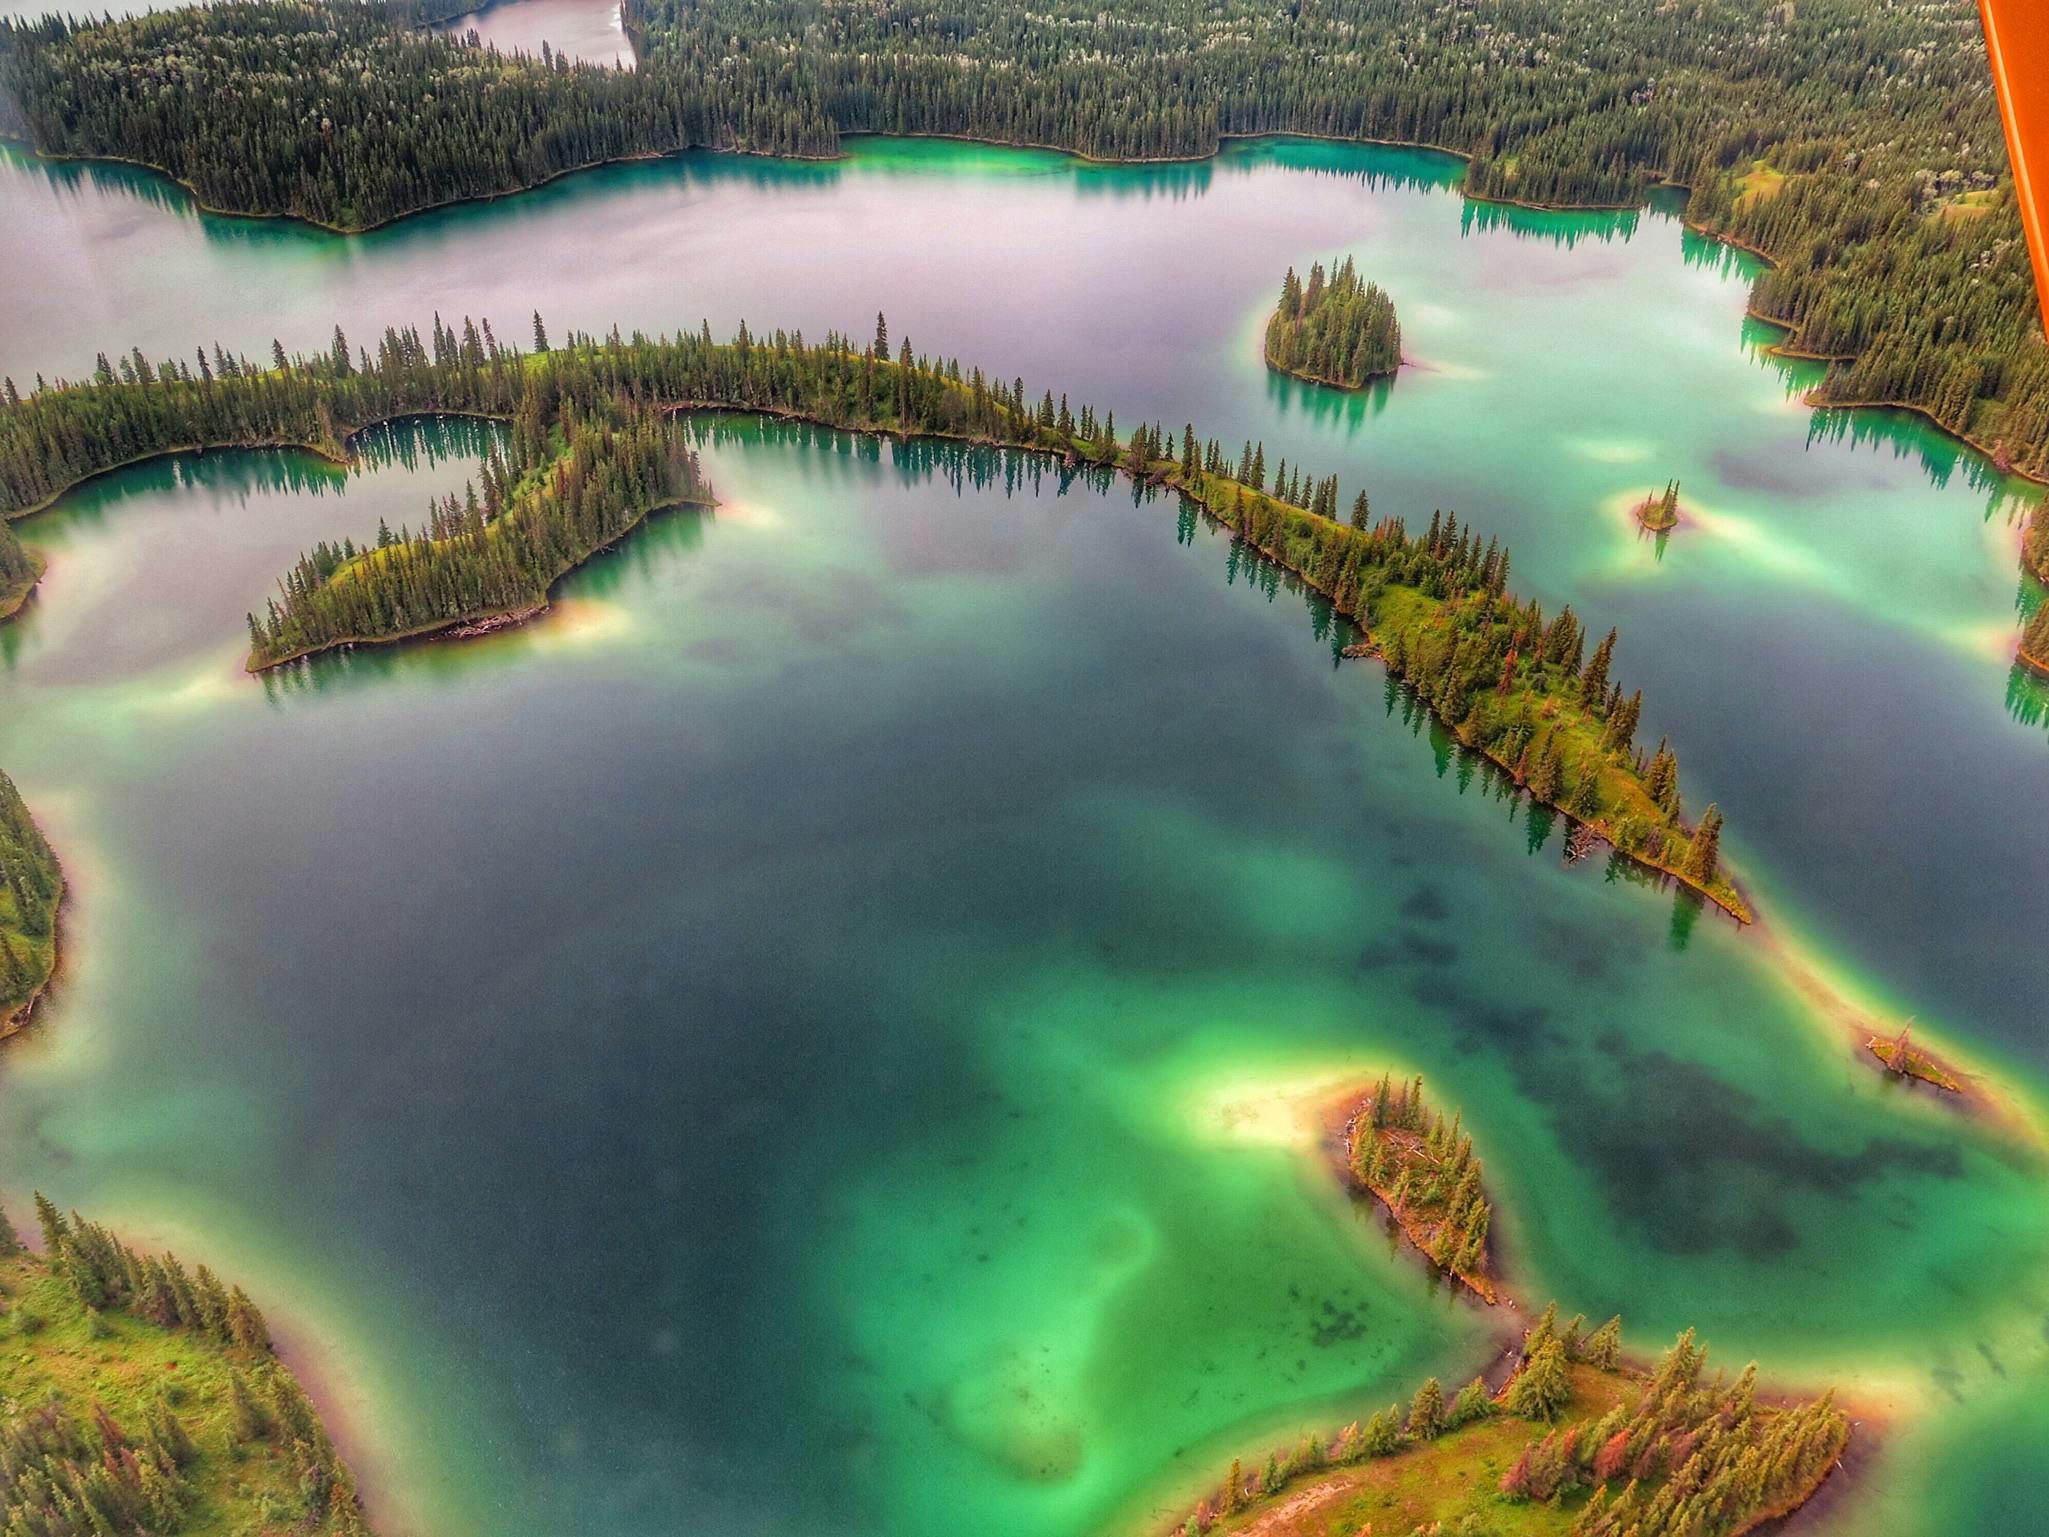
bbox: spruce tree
[1407,1377,1445,1439]
[1683,804,1725,882]
[1506,1338,1571,1421]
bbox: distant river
[1,133,2044,1537]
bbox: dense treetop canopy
[0,0,2038,474]
[1266,259,1402,389]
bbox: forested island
[1264,260,1400,389]
[0,513,43,621]
[0,0,2042,484]
[1635,481,1683,533]
[0,1199,373,1536]
[1166,1308,1849,1537]
[0,316,1748,916]
[0,770,61,1034]
[1343,1076,1495,1303]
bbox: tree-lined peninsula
[2026,502,2049,586]
[2020,604,2049,678]
[252,401,709,667]
[1,1199,374,1536]
[1265,259,1401,389]
[0,513,43,620]
[0,314,1747,915]
[1168,1307,1849,1537]
[0,769,61,1034]
[0,0,2042,481]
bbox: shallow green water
[1,132,2046,1537]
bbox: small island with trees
[1343,1075,1497,1303]
[1,769,62,1036]
[1,1198,375,1535]
[1633,480,1684,533]
[1866,1023,1965,1095]
[1161,1305,1850,1537]
[1264,259,1402,389]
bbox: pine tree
[1505,1338,1571,1421]
[1566,763,1600,819]
[1600,689,1642,754]
[1581,1315,1623,1369]
[1450,1376,1493,1427]
[1580,628,1617,706]
[1407,1377,1445,1439]
[1683,804,1724,882]
[229,1371,271,1440]
[1218,1456,1242,1514]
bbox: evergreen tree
[1506,1338,1571,1421]
[1684,804,1725,881]
[1407,1376,1445,1439]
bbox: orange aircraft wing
[1982,0,2049,334]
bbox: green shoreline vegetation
[0,513,44,620]
[1634,481,1682,534]
[1344,1076,1496,1304]
[2025,501,2049,585]
[0,769,61,1035]
[0,1199,373,1537]
[0,314,1748,917]
[0,0,2042,483]
[1264,260,1400,390]
[1164,1306,1848,1537]
[248,363,713,667]
[2021,603,2049,678]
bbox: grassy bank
[0,1204,372,1535]
[1168,1317,1848,1537]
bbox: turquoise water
[0,134,2045,1536]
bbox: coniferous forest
[0,1199,372,1537]
[252,406,709,665]
[1345,1075,1494,1300]
[2023,603,2049,676]
[0,769,61,1030]
[0,0,2042,475]
[2026,501,2049,586]
[1265,259,1401,388]
[0,316,1745,912]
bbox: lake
[1,129,2045,1537]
